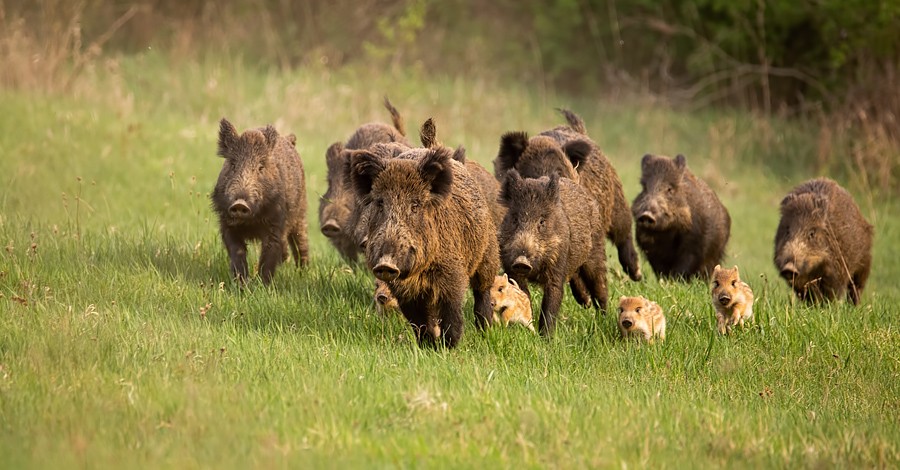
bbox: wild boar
[494,109,642,282]
[350,145,500,348]
[319,98,409,262]
[211,118,308,284]
[632,153,730,280]
[498,170,608,336]
[774,178,873,304]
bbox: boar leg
[258,234,286,285]
[538,274,566,337]
[397,297,435,348]
[289,220,310,267]
[222,229,249,284]
[670,251,700,280]
[580,242,609,313]
[568,275,591,308]
[437,294,466,349]
[610,226,642,282]
[848,265,870,305]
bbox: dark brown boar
[211,118,308,284]
[498,169,609,336]
[631,154,730,280]
[494,109,642,282]
[774,178,873,304]
[319,98,410,262]
[349,145,500,348]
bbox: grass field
[1,53,899,468]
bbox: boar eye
[411,200,421,212]
[375,198,384,209]
[807,229,816,239]
[539,217,545,226]
[667,185,675,194]
[712,281,719,288]
[618,307,623,314]
[257,164,265,172]
[635,307,641,313]
[498,286,504,292]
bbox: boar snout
[780,261,799,281]
[620,318,633,329]
[718,294,732,306]
[229,199,252,218]
[359,236,368,249]
[373,256,401,281]
[376,292,390,305]
[511,255,533,275]
[636,211,656,227]
[321,219,341,238]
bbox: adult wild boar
[211,119,308,284]
[499,170,608,336]
[774,178,873,304]
[632,154,730,280]
[349,145,500,348]
[495,109,642,282]
[319,98,409,262]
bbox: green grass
[1,53,899,468]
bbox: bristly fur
[496,131,529,175]
[418,147,454,199]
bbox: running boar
[711,265,754,334]
[632,154,730,280]
[617,296,666,343]
[211,118,308,284]
[319,98,409,262]
[498,170,608,336]
[350,145,500,348]
[494,109,641,282]
[774,178,873,304]
[490,274,534,331]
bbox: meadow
[1,53,899,468]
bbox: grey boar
[632,153,730,280]
[349,145,500,348]
[498,170,608,336]
[211,118,308,284]
[319,98,409,262]
[494,109,642,282]
[774,178,873,304]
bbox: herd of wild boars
[211,99,874,348]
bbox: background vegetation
[0,1,898,467]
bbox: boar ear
[349,150,385,197]
[325,142,346,174]
[674,154,687,170]
[714,264,721,272]
[286,133,297,147]
[546,173,561,199]
[418,147,454,199]
[420,118,438,148]
[563,140,592,172]
[500,168,524,202]
[217,118,239,158]
[262,125,280,154]
[496,131,529,174]
[451,146,466,163]
[641,154,654,169]
[812,194,829,212]
[508,277,519,289]
[618,295,626,302]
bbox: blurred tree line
[3,0,899,115]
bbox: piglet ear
[508,277,519,289]
[563,139,592,172]
[349,150,385,197]
[418,146,454,199]
[262,125,280,153]
[674,154,687,170]
[500,168,524,203]
[218,118,239,158]
[714,264,721,272]
[496,131,529,177]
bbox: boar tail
[384,96,406,136]
[420,118,439,149]
[557,108,587,134]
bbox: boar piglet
[499,170,608,336]
[494,109,642,282]
[211,118,309,284]
[319,98,409,262]
[774,178,873,304]
[632,154,730,280]
[350,145,500,348]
